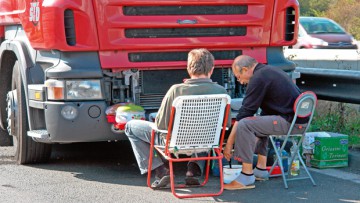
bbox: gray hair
[232,55,257,73]
[187,48,214,76]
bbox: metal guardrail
[284,49,360,71]
[295,67,360,104]
[284,49,360,104]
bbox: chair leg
[275,145,288,189]
[293,137,316,186]
[270,136,316,189]
[297,150,316,186]
[147,130,157,188]
[218,155,224,194]
[201,153,212,186]
[269,136,288,189]
[169,160,179,198]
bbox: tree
[325,0,360,39]
[298,0,336,16]
[298,0,360,39]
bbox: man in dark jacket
[224,55,305,190]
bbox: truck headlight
[45,79,102,100]
[66,80,102,100]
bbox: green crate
[310,132,348,169]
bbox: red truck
[0,0,299,164]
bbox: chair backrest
[291,91,317,133]
[167,94,231,151]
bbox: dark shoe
[154,165,169,180]
[151,175,170,189]
[185,162,201,185]
[186,162,202,176]
[185,176,200,185]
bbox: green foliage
[325,0,360,40]
[309,102,360,147]
[299,0,335,16]
[298,0,360,39]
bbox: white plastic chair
[269,91,317,188]
[147,94,231,198]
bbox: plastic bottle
[281,147,289,172]
[273,141,289,172]
[290,145,300,176]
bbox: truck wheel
[0,128,13,146]
[9,61,51,164]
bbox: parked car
[292,17,358,49]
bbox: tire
[0,128,13,146]
[11,61,51,164]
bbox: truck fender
[0,40,34,131]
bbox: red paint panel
[0,26,4,38]
[269,0,299,46]
[0,0,99,50]
[1,0,297,72]
[0,0,24,24]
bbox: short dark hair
[187,48,214,76]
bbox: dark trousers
[233,115,293,164]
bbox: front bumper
[44,101,125,143]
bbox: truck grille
[96,2,274,51]
[125,27,246,38]
[129,50,242,62]
[139,94,165,109]
[138,68,229,109]
[123,5,248,16]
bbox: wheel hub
[6,90,17,136]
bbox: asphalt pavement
[0,142,359,203]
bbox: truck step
[27,130,49,139]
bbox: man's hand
[223,143,233,161]
[223,121,238,161]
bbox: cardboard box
[309,132,348,169]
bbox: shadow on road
[30,141,148,187]
[30,141,213,190]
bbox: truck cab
[0,0,299,164]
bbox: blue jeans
[125,119,205,175]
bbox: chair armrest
[149,122,168,134]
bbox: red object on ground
[267,166,282,175]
